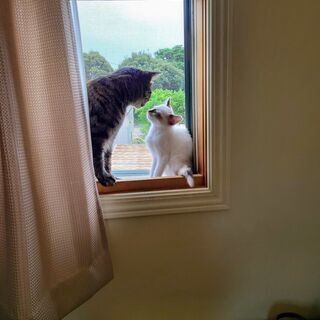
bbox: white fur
[146,99,194,187]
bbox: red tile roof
[112,144,152,170]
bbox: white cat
[146,98,194,187]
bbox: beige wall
[66,1,320,319]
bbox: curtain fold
[0,1,113,319]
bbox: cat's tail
[179,165,194,188]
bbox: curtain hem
[0,250,113,320]
[53,249,114,320]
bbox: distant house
[113,107,134,145]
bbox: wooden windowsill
[97,174,205,195]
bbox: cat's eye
[144,90,151,98]
[149,109,161,117]
[73,0,230,217]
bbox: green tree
[119,52,158,70]
[119,51,184,91]
[153,62,184,91]
[155,45,184,71]
[83,51,113,81]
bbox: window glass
[77,0,186,179]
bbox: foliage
[133,89,185,143]
[82,47,187,143]
[83,51,113,81]
[119,52,157,70]
[119,51,184,91]
[153,63,184,91]
[155,45,184,71]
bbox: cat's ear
[146,71,160,82]
[151,72,160,80]
[168,114,182,126]
[165,98,172,108]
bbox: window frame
[97,0,208,195]
[97,0,232,218]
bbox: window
[72,0,231,218]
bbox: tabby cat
[87,67,158,186]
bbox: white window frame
[97,0,233,219]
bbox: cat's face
[132,71,159,108]
[147,98,182,127]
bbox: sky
[77,0,184,68]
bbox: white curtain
[0,1,113,319]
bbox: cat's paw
[97,172,116,187]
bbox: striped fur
[87,67,158,186]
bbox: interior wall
[66,0,320,319]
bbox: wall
[114,108,134,145]
[66,1,320,319]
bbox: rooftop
[111,144,152,178]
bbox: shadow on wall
[268,302,320,320]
